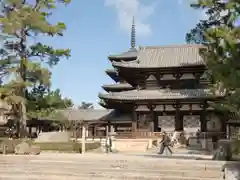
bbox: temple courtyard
[0,152,227,180]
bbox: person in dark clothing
[158,131,172,155]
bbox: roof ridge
[139,44,204,49]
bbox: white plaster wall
[0,111,8,125]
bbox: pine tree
[78,102,94,109]
[186,0,240,116]
[0,0,71,137]
[27,87,73,118]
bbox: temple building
[98,18,226,140]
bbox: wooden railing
[116,131,164,139]
[115,131,227,139]
[71,130,227,140]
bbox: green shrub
[231,140,240,155]
[0,139,33,154]
[152,140,158,147]
[33,141,100,153]
[0,138,100,154]
[85,142,101,151]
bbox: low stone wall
[223,163,240,180]
[35,132,71,143]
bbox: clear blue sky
[45,0,204,108]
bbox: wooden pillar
[200,102,207,132]
[153,112,159,132]
[85,124,89,138]
[105,121,110,136]
[81,123,86,154]
[132,110,137,132]
[226,124,230,139]
[114,124,118,132]
[220,114,227,138]
[174,103,183,131]
[92,126,95,137]
[29,126,32,137]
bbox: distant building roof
[99,89,221,101]
[52,109,113,122]
[112,44,205,68]
[100,110,132,122]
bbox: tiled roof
[112,44,205,68]
[48,109,113,122]
[108,48,138,60]
[102,83,133,90]
[100,110,132,122]
[99,89,221,101]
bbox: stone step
[0,157,223,167]
[33,153,224,163]
[0,174,222,180]
[0,162,223,179]
[0,162,221,173]
[26,157,225,166]
[0,166,224,179]
[0,155,225,170]
[0,153,227,180]
[0,166,223,177]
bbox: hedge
[0,138,100,154]
[0,139,33,154]
[32,142,100,153]
[231,140,240,155]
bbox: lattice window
[230,126,240,140]
[183,115,200,128]
[137,114,150,129]
[158,116,174,128]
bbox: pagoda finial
[130,16,136,49]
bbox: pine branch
[187,0,240,116]
[0,0,72,136]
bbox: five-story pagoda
[99,18,226,144]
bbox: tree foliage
[0,0,71,135]
[187,0,240,115]
[78,101,94,109]
[27,87,73,118]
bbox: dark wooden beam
[132,109,137,132]
[200,101,207,132]
[173,102,183,131]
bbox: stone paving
[0,153,225,180]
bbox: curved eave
[102,83,134,92]
[105,69,120,82]
[98,100,130,110]
[108,56,137,61]
[108,48,138,61]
